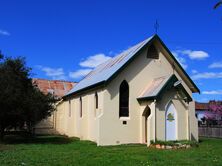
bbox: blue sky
[0,0,222,102]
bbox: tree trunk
[27,121,35,136]
[0,126,4,141]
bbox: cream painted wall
[99,41,197,145]
[34,113,56,134]
[189,101,198,141]
[55,101,66,134]
[54,89,105,144]
[156,88,189,141]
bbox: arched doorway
[142,106,151,143]
[165,102,177,141]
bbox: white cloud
[69,69,92,79]
[80,54,112,68]
[192,72,222,80]
[202,90,222,95]
[0,29,10,36]
[183,50,209,60]
[36,65,66,80]
[172,51,188,69]
[36,53,112,80]
[191,70,198,74]
[172,49,209,69]
[209,62,222,68]
[69,53,112,79]
[197,98,210,102]
[175,49,209,60]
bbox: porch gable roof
[137,74,192,102]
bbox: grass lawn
[0,135,222,166]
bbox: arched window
[95,92,98,109]
[80,97,82,118]
[147,44,159,59]
[119,80,129,117]
[68,100,71,117]
[94,92,98,117]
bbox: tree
[214,1,222,9]
[0,54,55,140]
[209,101,222,116]
[23,86,55,133]
[203,101,222,126]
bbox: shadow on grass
[2,132,77,145]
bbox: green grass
[0,135,222,166]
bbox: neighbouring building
[195,102,209,122]
[33,78,77,134]
[55,34,199,146]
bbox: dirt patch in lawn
[0,144,13,152]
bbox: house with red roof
[33,78,76,134]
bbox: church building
[55,34,199,146]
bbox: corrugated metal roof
[33,78,77,98]
[137,75,173,99]
[195,102,209,110]
[66,35,155,95]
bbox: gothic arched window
[119,80,129,117]
[80,97,82,118]
[95,92,98,109]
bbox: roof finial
[154,19,159,34]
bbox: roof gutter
[63,80,106,100]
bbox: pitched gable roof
[66,35,199,97]
[66,36,154,96]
